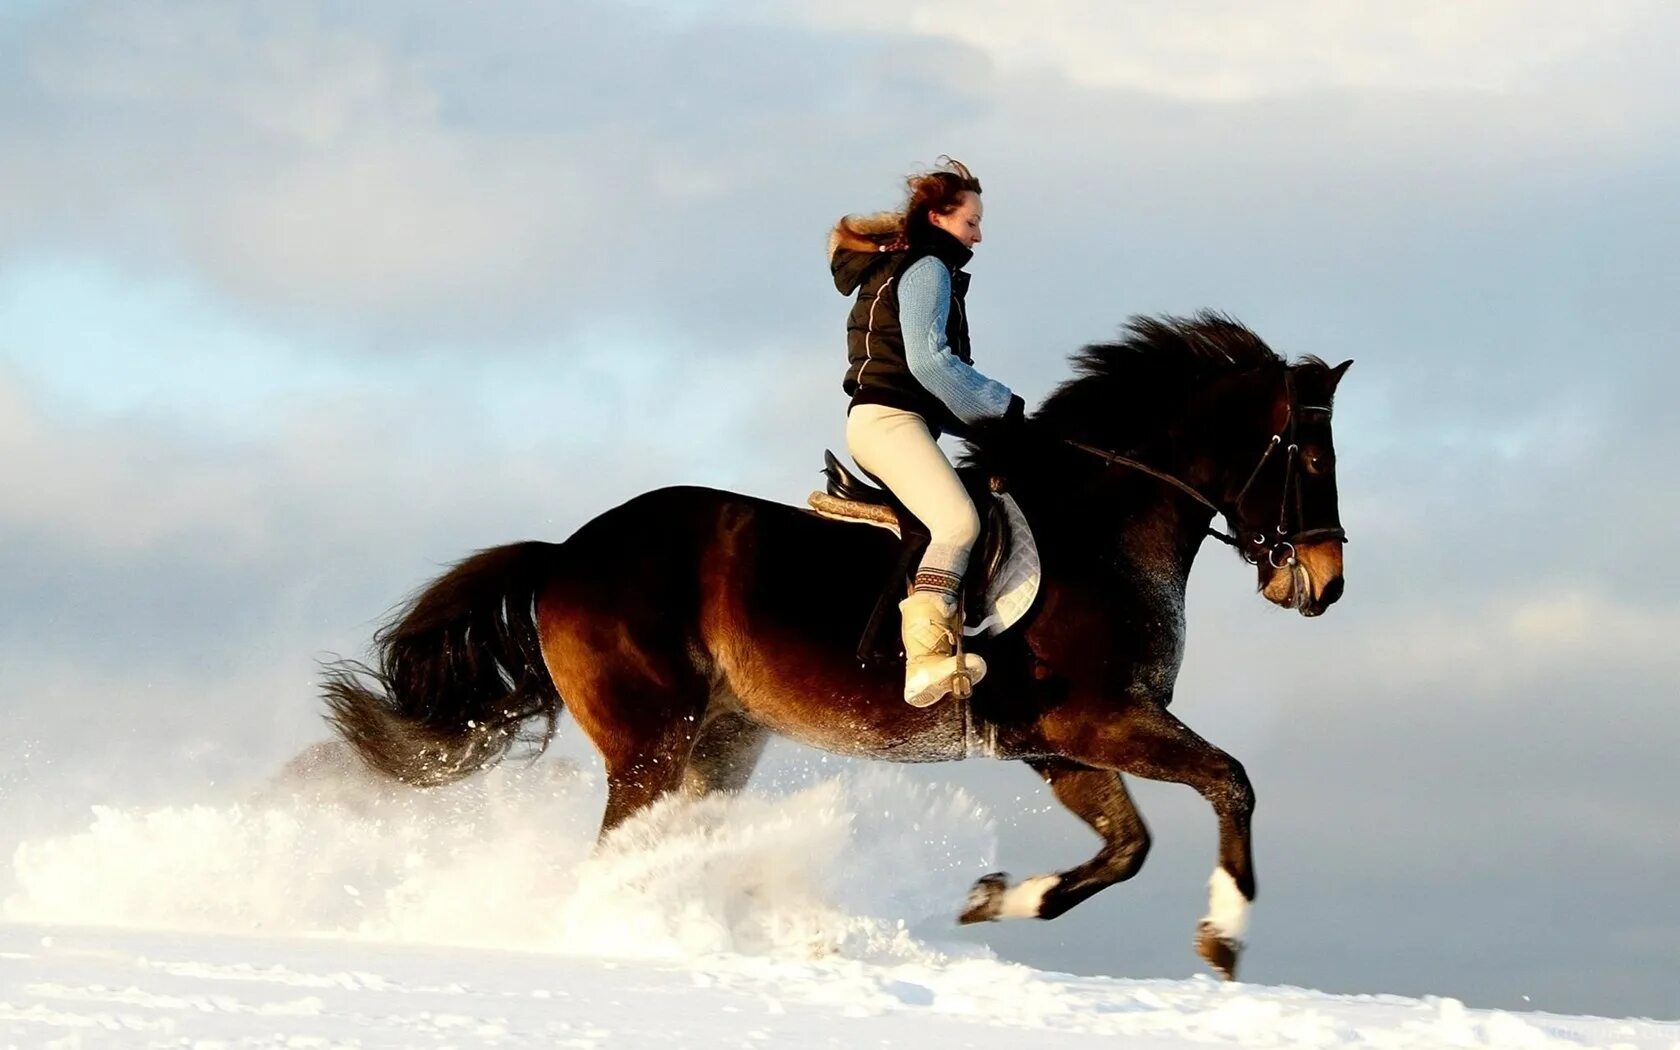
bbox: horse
[320,312,1351,979]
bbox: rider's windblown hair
[829,156,982,256]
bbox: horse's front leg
[960,758,1151,923]
[1043,700,1256,980]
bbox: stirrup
[904,653,986,708]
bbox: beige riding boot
[898,590,988,708]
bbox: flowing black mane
[962,311,1315,473]
[1040,310,1285,434]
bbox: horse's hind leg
[597,707,765,835]
[593,698,703,836]
[960,759,1152,924]
[537,611,708,839]
[682,711,769,798]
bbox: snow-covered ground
[3,749,1675,1048]
[10,921,1676,1049]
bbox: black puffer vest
[833,225,975,437]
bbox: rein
[1061,373,1347,568]
[1062,439,1237,545]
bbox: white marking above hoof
[997,874,1061,919]
[1202,867,1249,940]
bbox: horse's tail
[319,540,564,787]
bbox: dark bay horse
[321,313,1351,979]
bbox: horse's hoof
[1195,920,1243,980]
[959,872,1010,924]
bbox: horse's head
[976,314,1353,618]
[1233,359,1351,617]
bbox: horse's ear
[1329,359,1353,388]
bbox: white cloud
[193,135,604,316]
[27,5,432,146]
[756,0,1671,100]
[0,370,271,557]
[4,0,1676,354]
[7,3,614,324]
[1352,588,1680,695]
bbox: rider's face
[931,192,983,249]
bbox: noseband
[1063,373,1348,568]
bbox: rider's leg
[845,403,985,705]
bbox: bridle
[1063,371,1348,569]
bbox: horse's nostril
[1320,576,1345,606]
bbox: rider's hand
[1002,394,1028,437]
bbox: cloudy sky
[2,0,1677,1020]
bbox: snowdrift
[3,745,1674,1047]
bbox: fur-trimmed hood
[828,211,904,295]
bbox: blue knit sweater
[896,255,1015,425]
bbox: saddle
[808,450,1012,666]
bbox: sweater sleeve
[896,255,1015,425]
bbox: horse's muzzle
[1262,539,1344,616]
[1293,541,1345,617]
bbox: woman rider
[828,158,1026,708]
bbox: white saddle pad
[964,491,1041,638]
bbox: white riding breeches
[845,402,981,594]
